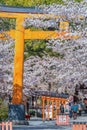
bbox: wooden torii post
[0,6,79,105]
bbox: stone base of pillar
[8,104,25,121]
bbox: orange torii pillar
[55,98,59,117]
[55,98,59,118]
[47,97,51,120]
[51,98,54,120]
[58,98,61,113]
[12,17,25,104]
[42,96,45,121]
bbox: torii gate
[0,5,79,105]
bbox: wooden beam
[0,29,80,40]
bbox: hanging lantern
[37,97,42,105]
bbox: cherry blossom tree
[0,0,87,99]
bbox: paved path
[13,116,87,130]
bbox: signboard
[37,98,42,105]
[59,115,66,123]
[56,115,69,125]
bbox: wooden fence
[72,122,87,130]
[0,122,12,130]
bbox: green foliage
[69,22,77,31]
[0,18,9,31]
[0,18,15,31]
[0,98,8,121]
[43,0,64,5]
[29,109,35,116]
[0,0,83,6]
[24,40,47,59]
[46,48,64,58]
[74,0,83,2]
[24,40,64,60]
[0,0,64,6]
